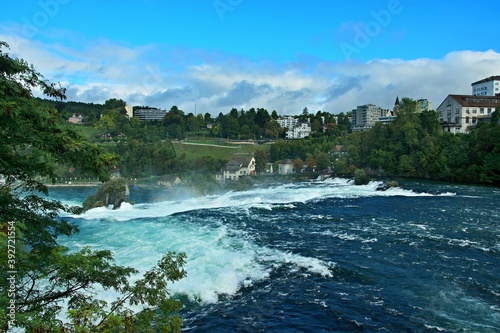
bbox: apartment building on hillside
[133,108,168,121]
[277,116,299,129]
[417,98,432,112]
[286,122,311,139]
[350,104,387,131]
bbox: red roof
[449,95,500,107]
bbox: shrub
[354,168,371,185]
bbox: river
[50,178,500,332]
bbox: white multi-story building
[286,122,311,139]
[277,116,299,129]
[417,98,432,112]
[471,76,500,96]
[436,94,500,134]
[350,104,385,131]
[133,108,167,121]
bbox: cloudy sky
[1,0,499,116]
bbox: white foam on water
[60,178,455,304]
[71,178,453,222]
[63,213,334,305]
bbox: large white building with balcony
[286,122,311,139]
[436,94,500,134]
[471,76,500,96]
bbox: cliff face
[82,177,129,211]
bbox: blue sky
[1,0,499,115]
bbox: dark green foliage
[315,152,331,172]
[343,98,500,185]
[254,149,268,174]
[114,140,177,177]
[353,168,371,185]
[268,136,337,171]
[82,177,129,211]
[0,41,186,332]
[8,42,497,187]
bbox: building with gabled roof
[68,114,84,124]
[436,94,500,133]
[157,175,181,187]
[216,157,256,183]
[278,159,294,174]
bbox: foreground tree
[0,41,186,332]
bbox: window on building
[454,117,459,123]
[465,116,470,123]
[472,108,477,114]
[480,108,485,114]
[455,107,460,114]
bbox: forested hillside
[42,93,499,186]
[342,98,500,184]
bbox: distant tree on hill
[254,149,268,174]
[293,157,304,173]
[315,152,331,172]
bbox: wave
[62,211,334,304]
[60,178,457,304]
[74,178,454,222]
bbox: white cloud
[2,29,499,116]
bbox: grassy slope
[173,141,269,161]
[73,125,270,162]
[71,124,101,138]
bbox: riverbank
[46,182,101,187]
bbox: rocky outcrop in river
[82,177,130,211]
